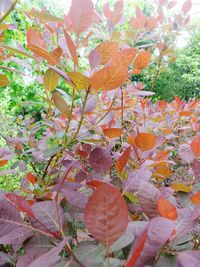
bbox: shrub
[0,0,200,266]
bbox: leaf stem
[69,87,90,143]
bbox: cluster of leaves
[1,0,200,266]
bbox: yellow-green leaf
[52,92,71,117]
[44,69,59,92]
[68,72,90,90]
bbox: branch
[0,0,19,23]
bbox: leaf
[1,44,34,59]
[89,49,101,69]
[43,69,59,92]
[72,242,106,267]
[111,0,123,24]
[115,146,131,173]
[0,226,32,246]
[88,148,112,174]
[0,252,12,266]
[190,192,200,204]
[182,0,192,14]
[191,160,200,181]
[26,172,37,185]
[27,27,46,48]
[178,143,195,163]
[28,45,58,65]
[68,72,90,90]
[6,193,34,217]
[109,48,137,67]
[179,111,192,116]
[177,251,200,267]
[28,237,70,267]
[133,51,151,71]
[103,128,122,139]
[84,183,128,247]
[191,136,200,157]
[138,180,161,219]
[95,41,119,65]
[68,0,94,34]
[157,197,178,220]
[0,74,9,87]
[59,186,88,209]
[52,91,71,117]
[0,159,8,166]
[30,201,64,233]
[126,217,175,267]
[135,132,156,151]
[123,169,152,194]
[90,66,128,91]
[171,183,191,193]
[125,230,148,267]
[63,30,78,65]
[110,222,136,252]
[153,164,171,179]
[0,200,22,238]
[27,8,63,22]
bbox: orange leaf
[109,48,137,67]
[103,128,122,139]
[153,165,171,179]
[0,74,9,87]
[0,160,8,167]
[158,100,167,111]
[125,230,148,267]
[90,66,128,91]
[157,197,177,220]
[95,41,119,65]
[190,192,200,204]
[26,172,37,185]
[28,45,58,65]
[179,111,192,116]
[191,136,200,157]
[134,51,151,71]
[135,133,156,151]
[127,135,136,146]
[171,183,191,193]
[115,146,131,173]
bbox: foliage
[142,29,200,101]
[0,0,200,266]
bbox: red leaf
[84,183,128,247]
[26,172,37,185]
[125,230,148,267]
[64,30,78,65]
[27,27,46,48]
[191,136,200,157]
[68,0,94,34]
[115,146,131,173]
[182,0,192,14]
[6,193,34,218]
